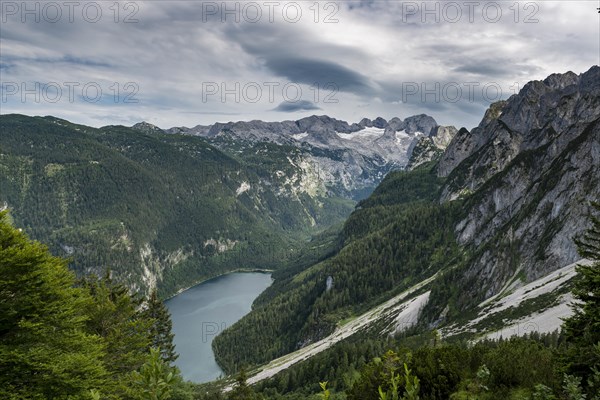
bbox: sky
[1,0,599,130]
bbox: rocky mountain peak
[295,115,355,134]
[438,66,600,180]
[403,114,438,135]
[481,100,507,125]
[131,121,164,134]
[429,125,458,148]
[159,113,443,199]
[406,124,458,170]
[357,118,371,127]
[387,117,404,131]
[542,70,579,89]
[372,117,388,128]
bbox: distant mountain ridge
[135,114,455,200]
[160,114,438,138]
[0,111,455,296]
[0,115,357,297]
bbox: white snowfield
[337,127,386,140]
[224,273,438,391]
[291,132,309,141]
[443,259,590,340]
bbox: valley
[1,66,599,400]
[0,113,452,298]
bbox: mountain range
[137,113,452,199]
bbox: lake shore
[164,268,274,301]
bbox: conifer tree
[0,211,106,399]
[143,289,178,364]
[228,369,263,400]
[132,347,175,400]
[562,202,600,394]
[81,271,153,398]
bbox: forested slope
[0,114,354,296]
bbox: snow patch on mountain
[337,127,385,140]
[394,130,413,143]
[161,114,452,200]
[291,132,309,141]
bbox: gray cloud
[273,100,321,112]
[180,111,242,116]
[2,55,113,68]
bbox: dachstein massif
[1,66,599,398]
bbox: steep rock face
[403,114,438,136]
[387,117,404,131]
[439,67,599,194]
[406,125,458,170]
[439,66,600,300]
[437,101,506,178]
[430,125,458,148]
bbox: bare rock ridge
[406,125,460,170]
[131,121,164,134]
[159,114,441,142]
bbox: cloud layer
[1,1,598,129]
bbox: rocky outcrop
[430,125,458,148]
[406,125,458,170]
[402,114,438,136]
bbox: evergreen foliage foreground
[1,202,599,399]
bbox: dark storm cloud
[1,54,112,68]
[273,100,321,112]
[60,56,113,68]
[453,63,514,77]
[264,57,375,95]
[219,22,377,97]
[0,63,15,71]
